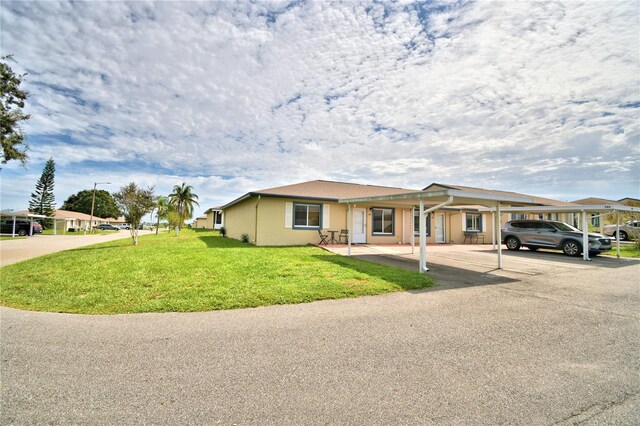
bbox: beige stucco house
[220,180,578,247]
[13,209,111,232]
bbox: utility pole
[88,182,111,233]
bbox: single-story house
[220,180,580,247]
[13,209,111,231]
[193,216,208,228]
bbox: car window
[553,222,580,232]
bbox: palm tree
[168,182,199,230]
[155,195,169,235]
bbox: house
[204,207,224,230]
[12,209,110,232]
[572,197,640,227]
[220,180,578,246]
[193,216,208,228]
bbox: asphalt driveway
[1,247,639,424]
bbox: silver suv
[501,220,612,257]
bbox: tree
[154,195,169,235]
[168,182,199,231]
[166,205,182,237]
[113,182,155,245]
[28,157,55,227]
[62,189,122,219]
[1,55,30,165]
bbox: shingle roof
[424,183,576,207]
[571,197,619,205]
[222,180,419,208]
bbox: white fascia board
[478,205,640,213]
[339,189,533,206]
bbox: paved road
[0,230,154,266]
[2,249,639,424]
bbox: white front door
[435,213,446,243]
[353,208,366,243]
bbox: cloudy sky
[1,0,639,219]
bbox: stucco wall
[224,197,257,242]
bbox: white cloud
[1,0,638,215]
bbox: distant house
[193,216,208,228]
[219,180,579,246]
[572,197,640,226]
[13,209,110,231]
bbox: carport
[479,204,640,261]
[0,213,47,237]
[340,189,535,273]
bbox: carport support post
[419,199,428,272]
[12,215,16,238]
[496,202,502,269]
[616,211,620,259]
[411,207,415,254]
[491,211,496,250]
[582,210,590,261]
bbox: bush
[219,226,227,237]
[241,233,250,243]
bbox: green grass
[601,244,640,258]
[41,229,113,236]
[0,229,434,314]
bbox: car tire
[17,229,27,236]
[505,236,521,251]
[618,230,628,241]
[562,240,582,257]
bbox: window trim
[292,202,322,230]
[413,209,431,237]
[371,207,395,236]
[465,213,482,232]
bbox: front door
[353,208,366,243]
[435,213,446,243]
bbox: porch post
[419,199,427,272]
[491,211,496,250]
[347,203,352,256]
[496,202,502,269]
[411,207,415,255]
[582,210,590,261]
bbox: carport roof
[339,188,535,207]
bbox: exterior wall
[205,212,215,229]
[194,217,208,228]
[224,197,258,242]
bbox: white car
[602,221,640,241]
[118,223,131,230]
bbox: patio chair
[476,233,485,244]
[463,231,475,244]
[338,229,349,243]
[317,229,329,245]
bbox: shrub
[219,226,227,237]
[241,233,250,243]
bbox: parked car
[0,219,43,236]
[97,224,120,231]
[501,220,612,257]
[602,221,640,241]
[119,223,131,230]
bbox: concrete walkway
[0,230,154,266]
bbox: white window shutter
[482,214,487,232]
[285,202,293,228]
[323,205,330,229]
[462,213,466,230]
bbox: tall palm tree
[155,195,169,235]
[168,182,199,230]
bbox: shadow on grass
[198,235,251,249]
[311,254,434,291]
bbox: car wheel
[618,231,628,241]
[17,229,27,236]
[562,240,582,257]
[505,236,521,251]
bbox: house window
[413,210,431,236]
[591,213,600,227]
[372,208,394,235]
[511,213,528,220]
[293,203,321,229]
[215,212,222,225]
[466,213,482,231]
[547,213,558,221]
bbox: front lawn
[0,229,433,314]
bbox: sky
[1,0,639,221]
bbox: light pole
[89,181,111,233]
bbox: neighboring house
[193,216,208,228]
[13,209,110,231]
[204,207,224,230]
[220,180,579,246]
[572,197,640,227]
[107,216,127,226]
